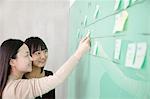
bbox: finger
[80,37,85,43]
[80,36,87,43]
[80,32,90,43]
[85,32,90,37]
[84,37,90,43]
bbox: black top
[23,70,55,99]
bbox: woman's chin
[38,64,45,68]
[28,68,32,72]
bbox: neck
[25,66,44,78]
[10,70,23,80]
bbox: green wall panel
[68,0,150,99]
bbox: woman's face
[32,49,48,68]
[11,44,33,73]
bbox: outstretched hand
[74,33,91,60]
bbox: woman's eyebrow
[25,51,30,54]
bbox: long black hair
[25,37,48,73]
[0,39,24,98]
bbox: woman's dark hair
[25,37,48,72]
[25,37,48,55]
[0,39,24,98]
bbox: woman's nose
[40,53,46,59]
[29,56,33,61]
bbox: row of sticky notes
[87,36,147,70]
[125,42,147,69]
[82,0,137,27]
[114,0,138,11]
[114,39,147,69]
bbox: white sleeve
[6,54,79,98]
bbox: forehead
[18,44,29,54]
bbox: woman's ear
[9,59,16,67]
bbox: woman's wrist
[73,49,82,61]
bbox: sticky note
[84,16,87,26]
[133,42,147,69]
[93,42,98,56]
[114,39,122,60]
[123,0,130,9]
[113,10,128,33]
[125,43,136,67]
[94,5,100,19]
[114,0,121,11]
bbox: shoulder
[44,70,53,76]
[3,79,32,98]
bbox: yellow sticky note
[113,10,128,33]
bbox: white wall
[0,0,69,99]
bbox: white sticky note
[94,5,100,19]
[114,0,121,11]
[114,39,122,60]
[84,16,87,26]
[93,42,98,56]
[125,43,136,67]
[124,0,130,9]
[113,13,120,33]
[133,42,147,69]
[113,10,128,33]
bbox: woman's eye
[34,51,41,55]
[44,50,48,53]
[37,52,41,55]
[44,49,48,53]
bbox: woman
[0,33,90,99]
[23,37,55,99]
